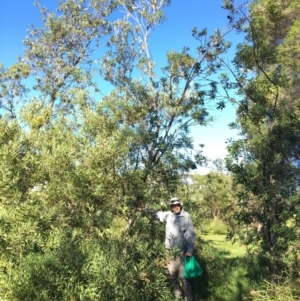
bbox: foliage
[0,0,238,299]
[4,0,300,298]
[223,0,300,269]
[0,114,170,300]
[252,277,300,301]
[180,171,239,233]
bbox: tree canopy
[225,0,300,259]
[0,0,236,299]
[1,0,300,299]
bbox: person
[145,197,195,301]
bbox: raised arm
[144,208,169,222]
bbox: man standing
[146,197,195,301]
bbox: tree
[0,0,237,299]
[182,171,238,230]
[0,0,115,122]
[224,0,300,262]
[98,0,235,207]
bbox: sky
[0,0,244,173]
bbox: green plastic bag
[184,256,203,279]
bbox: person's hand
[185,252,192,257]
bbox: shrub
[200,218,228,235]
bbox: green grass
[191,234,300,301]
[201,234,246,258]
[192,234,253,301]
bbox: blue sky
[0,0,244,172]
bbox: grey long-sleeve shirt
[151,209,195,254]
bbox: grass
[190,234,300,301]
[192,234,253,301]
[201,234,247,258]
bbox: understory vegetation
[1,0,300,299]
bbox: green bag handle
[184,255,203,279]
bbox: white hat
[169,197,182,207]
